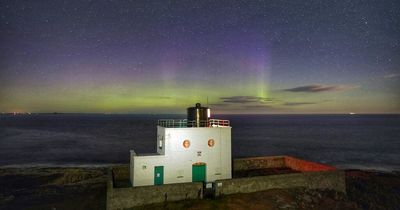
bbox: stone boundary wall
[215,170,346,196]
[233,156,286,171]
[111,165,129,181]
[106,168,203,210]
[233,156,336,172]
[284,156,336,172]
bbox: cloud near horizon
[220,96,276,104]
[383,74,400,79]
[283,102,317,106]
[283,84,356,93]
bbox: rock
[311,196,319,204]
[279,203,294,209]
[0,194,15,204]
[303,194,312,203]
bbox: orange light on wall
[208,139,215,147]
[183,140,190,148]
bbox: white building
[130,103,232,187]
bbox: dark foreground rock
[346,170,400,210]
[0,168,399,210]
[0,167,108,210]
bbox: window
[208,139,215,147]
[183,140,190,148]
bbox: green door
[154,166,164,185]
[192,164,206,182]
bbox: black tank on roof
[187,103,210,127]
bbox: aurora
[0,0,399,114]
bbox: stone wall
[233,156,336,172]
[107,168,203,210]
[111,165,129,182]
[233,156,286,171]
[284,156,336,172]
[215,170,346,196]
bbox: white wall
[131,126,231,187]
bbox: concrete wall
[215,170,346,196]
[131,126,231,186]
[107,168,203,210]
[132,154,167,186]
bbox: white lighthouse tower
[130,103,232,187]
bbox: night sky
[1,0,399,114]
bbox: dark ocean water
[0,114,399,171]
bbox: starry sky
[1,0,399,114]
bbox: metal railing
[157,119,230,128]
[157,119,188,128]
[209,119,230,127]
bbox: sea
[0,114,399,171]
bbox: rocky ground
[0,168,399,210]
[0,167,108,210]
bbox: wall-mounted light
[183,140,190,148]
[208,139,215,147]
